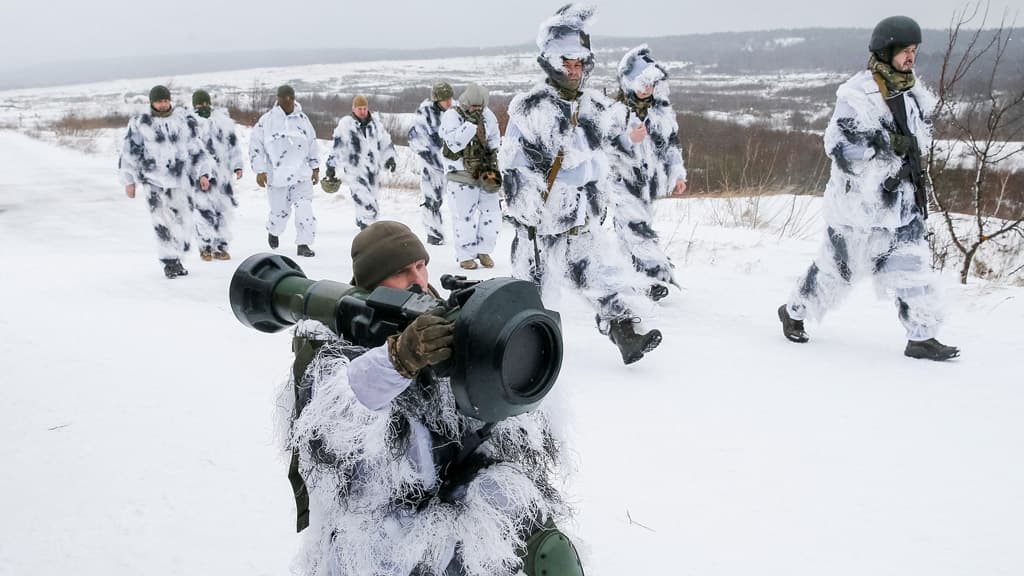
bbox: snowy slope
[1,129,1023,576]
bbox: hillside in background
[4,27,1020,91]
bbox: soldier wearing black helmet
[778,16,960,361]
[282,220,583,576]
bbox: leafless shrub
[51,111,129,136]
[928,1,1024,283]
[679,113,830,195]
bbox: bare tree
[927,1,1024,284]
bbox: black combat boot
[647,284,669,302]
[162,259,189,279]
[777,305,809,343]
[905,338,959,361]
[297,244,316,257]
[608,319,662,365]
[268,233,279,249]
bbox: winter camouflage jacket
[249,103,320,188]
[118,107,211,189]
[608,95,686,205]
[284,320,566,576]
[326,113,396,189]
[822,70,936,229]
[407,99,448,174]
[194,108,244,187]
[500,83,620,235]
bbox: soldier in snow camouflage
[408,82,455,245]
[119,84,212,279]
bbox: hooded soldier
[118,85,212,279]
[608,46,687,301]
[778,16,959,361]
[440,82,503,270]
[499,4,664,365]
[189,89,244,261]
[408,82,456,245]
[249,85,320,258]
[283,221,584,576]
[325,95,398,230]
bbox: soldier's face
[563,59,584,88]
[353,105,369,119]
[635,85,654,99]
[152,99,171,112]
[891,44,918,72]
[278,95,295,114]
[468,105,483,114]
[379,259,429,293]
[438,98,453,110]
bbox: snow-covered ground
[0,53,847,132]
[2,125,1023,576]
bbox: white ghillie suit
[499,4,649,327]
[408,99,449,244]
[249,103,320,246]
[282,320,569,576]
[785,69,943,340]
[440,102,503,264]
[608,45,687,289]
[327,113,397,230]
[118,107,209,263]
[193,107,243,253]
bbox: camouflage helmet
[320,176,341,194]
[431,82,453,102]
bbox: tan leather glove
[387,311,454,378]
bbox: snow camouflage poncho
[281,320,569,576]
[607,46,687,287]
[609,45,687,205]
[822,69,937,230]
[118,107,209,189]
[327,113,397,188]
[193,108,243,249]
[785,70,944,340]
[500,84,620,236]
[249,103,319,188]
[408,99,446,174]
[408,99,451,242]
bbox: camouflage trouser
[510,222,641,324]
[347,180,380,230]
[612,191,676,287]
[145,185,193,262]
[194,175,238,252]
[449,181,501,262]
[267,181,316,245]
[420,167,447,242]
[786,216,943,340]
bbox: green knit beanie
[149,85,171,103]
[350,221,430,290]
[192,89,211,107]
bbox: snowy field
[2,122,1023,576]
[0,52,845,131]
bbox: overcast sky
[3,0,1018,69]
